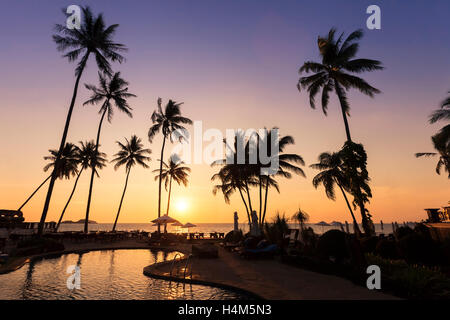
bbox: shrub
[375,239,399,259]
[394,226,414,240]
[224,230,244,243]
[366,253,450,298]
[360,236,379,254]
[397,233,442,265]
[316,230,350,262]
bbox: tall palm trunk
[334,82,352,142]
[337,182,361,235]
[18,175,51,211]
[238,188,252,229]
[112,168,131,232]
[258,176,262,226]
[84,102,108,233]
[262,175,269,227]
[166,176,173,215]
[335,82,373,235]
[38,53,90,236]
[56,168,84,231]
[157,135,167,233]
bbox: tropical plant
[292,207,309,231]
[83,72,135,232]
[297,28,383,142]
[39,6,127,235]
[339,141,374,235]
[18,143,79,211]
[430,92,450,143]
[55,141,107,231]
[416,130,450,178]
[310,151,361,235]
[257,129,305,227]
[153,155,190,216]
[148,98,192,232]
[263,213,289,246]
[111,135,151,231]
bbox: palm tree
[18,143,79,211]
[153,156,190,217]
[83,72,135,233]
[211,133,258,229]
[310,151,361,235]
[148,98,192,232]
[39,6,127,235]
[430,92,450,142]
[111,135,151,231]
[416,131,450,178]
[292,207,309,231]
[258,129,305,227]
[55,141,107,231]
[297,28,383,142]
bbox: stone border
[143,257,264,300]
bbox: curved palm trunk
[84,103,108,233]
[112,168,131,232]
[38,53,89,236]
[262,175,269,227]
[337,182,361,236]
[18,175,51,211]
[166,176,172,215]
[56,168,84,231]
[258,176,262,226]
[334,82,352,142]
[238,188,251,229]
[157,135,167,233]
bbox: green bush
[375,239,398,259]
[366,253,450,298]
[316,230,350,262]
[360,236,378,254]
[224,230,244,243]
[397,233,443,265]
[394,226,414,240]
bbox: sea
[58,222,418,235]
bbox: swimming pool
[0,249,250,300]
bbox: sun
[175,198,189,213]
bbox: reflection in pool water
[0,249,249,300]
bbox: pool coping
[142,255,264,300]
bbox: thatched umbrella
[151,215,179,233]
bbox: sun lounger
[240,244,279,259]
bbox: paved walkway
[146,246,397,300]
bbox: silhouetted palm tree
[83,72,135,233]
[111,135,151,231]
[39,6,127,235]
[148,98,192,232]
[416,131,450,178]
[211,133,258,229]
[310,151,361,234]
[339,141,374,235]
[430,91,450,140]
[153,156,190,217]
[297,28,383,142]
[292,208,309,231]
[18,143,79,211]
[56,141,107,231]
[257,129,305,227]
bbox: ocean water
[58,222,417,235]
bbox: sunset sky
[0,0,449,224]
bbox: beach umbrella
[151,215,179,233]
[182,222,196,233]
[330,221,341,226]
[172,221,184,233]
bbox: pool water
[0,249,249,300]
